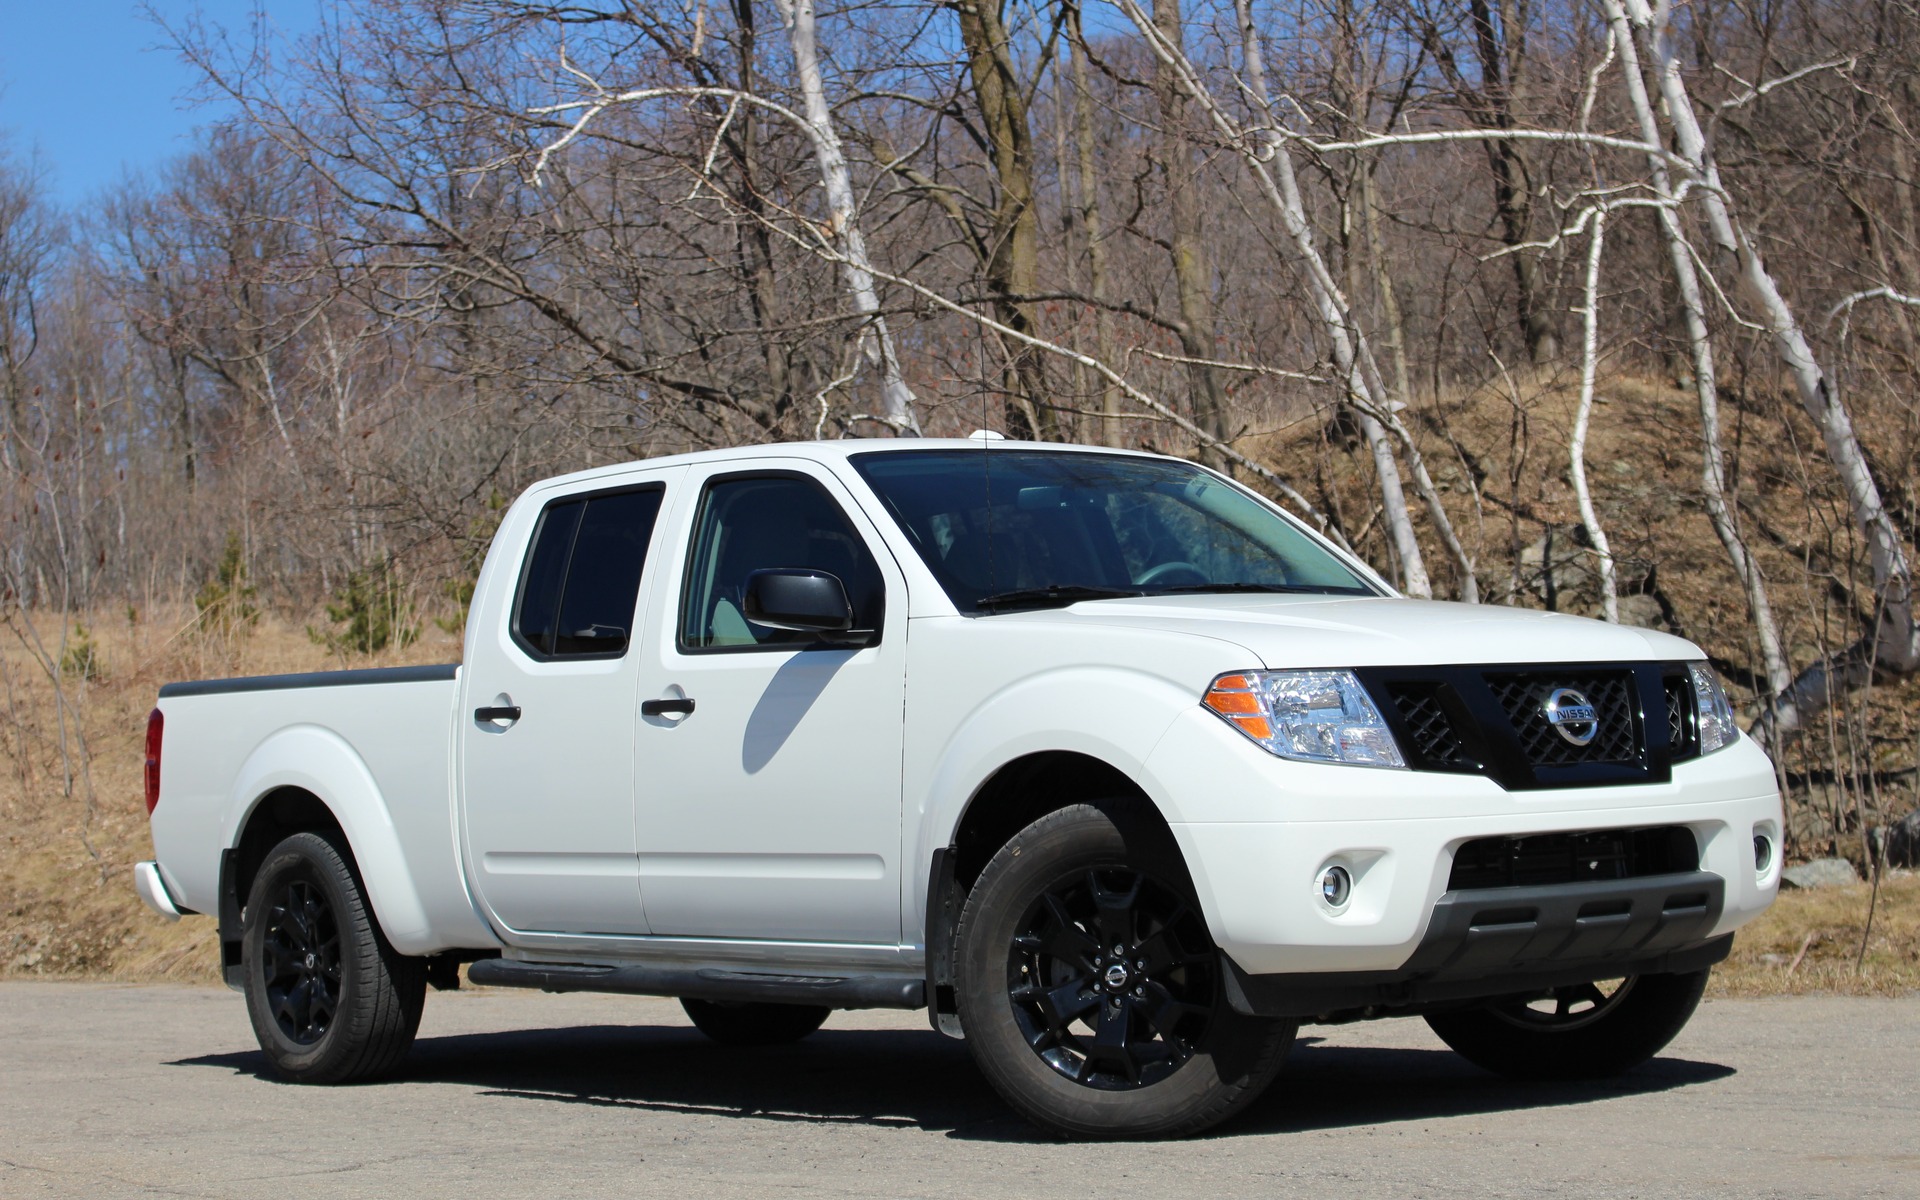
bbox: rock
[1867,809,1920,869]
[1517,526,1599,607]
[1780,858,1860,890]
[1614,594,1665,629]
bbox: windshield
[850,449,1378,612]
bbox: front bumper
[1221,871,1732,1019]
[1149,706,1782,980]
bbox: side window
[513,486,665,659]
[680,475,885,650]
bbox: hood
[995,594,1701,669]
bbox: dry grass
[1711,873,1920,998]
[0,605,456,984]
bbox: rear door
[458,467,682,936]
[631,460,908,945]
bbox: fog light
[1753,834,1773,874]
[1319,865,1352,908]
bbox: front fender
[223,725,437,955]
[913,665,1197,891]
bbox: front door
[633,462,907,945]
[459,467,681,936]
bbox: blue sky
[0,2,313,207]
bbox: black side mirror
[743,569,868,642]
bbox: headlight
[1203,670,1405,768]
[1688,662,1738,754]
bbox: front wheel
[1423,969,1710,1080]
[954,804,1295,1139]
[241,831,426,1084]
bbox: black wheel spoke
[1087,870,1142,948]
[1037,892,1098,966]
[259,876,340,1046]
[1088,999,1143,1084]
[1007,860,1215,1092]
[1134,920,1210,976]
[1140,981,1205,1041]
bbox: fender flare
[913,665,1198,906]
[222,725,437,956]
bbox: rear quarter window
[512,486,665,659]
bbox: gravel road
[1,981,1913,1198]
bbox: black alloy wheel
[1424,968,1709,1080]
[260,878,343,1045]
[954,803,1295,1139]
[1008,866,1216,1090]
[1486,977,1637,1032]
[242,830,426,1084]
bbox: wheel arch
[923,749,1191,1037]
[216,725,438,987]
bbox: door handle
[474,704,522,724]
[641,697,696,717]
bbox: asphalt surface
[0,982,1913,1198]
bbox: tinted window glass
[513,487,664,658]
[681,476,885,650]
[851,449,1374,612]
[514,500,583,656]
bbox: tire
[680,999,832,1046]
[1423,968,1710,1081]
[953,803,1296,1139]
[241,831,426,1084]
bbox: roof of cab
[519,436,1171,496]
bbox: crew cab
[136,437,1782,1137]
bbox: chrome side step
[466,957,926,1010]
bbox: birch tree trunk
[772,0,921,435]
[1599,0,1794,705]
[1119,0,1495,600]
[1569,209,1619,623]
[1622,0,1918,742]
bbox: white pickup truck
[136,437,1781,1137]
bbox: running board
[466,957,925,1010]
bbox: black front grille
[1664,674,1698,761]
[1448,826,1700,890]
[1358,661,1692,790]
[1386,685,1471,767]
[1485,671,1639,766]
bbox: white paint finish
[147,675,491,956]
[897,614,1253,937]
[1147,710,1781,973]
[1031,592,1700,668]
[635,852,888,881]
[481,852,641,878]
[456,464,686,938]
[145,438,1784,989]
[631,457,909,945]
[132,861,182,920]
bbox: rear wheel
[680,998,831,1046]
[242,831,425,1083]
[1423,969,1710,1080]
[954,804,1295,1139]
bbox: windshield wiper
[1150,582,1366,596]
[974,585,1146,612]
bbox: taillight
[144,708,164,815]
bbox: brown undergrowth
[0,606,454,984]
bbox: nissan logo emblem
[1543,687,1600,747]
